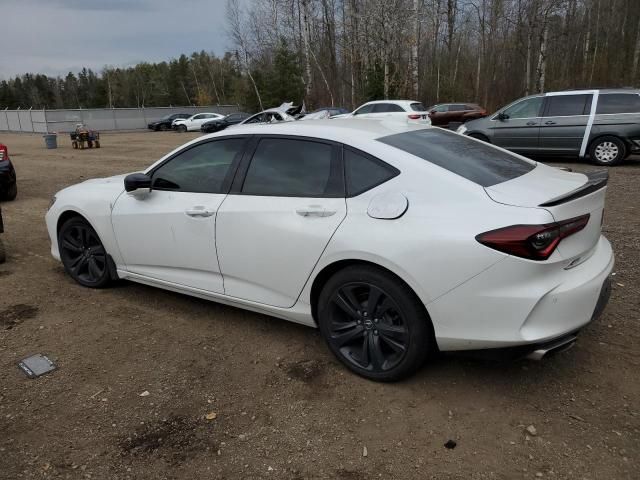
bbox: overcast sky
[0,0,230,79]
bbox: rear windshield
[410,102,426,112]
[377,129,536,187]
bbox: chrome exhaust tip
[525,334,578,361]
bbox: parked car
[338,100,431,125]
[299,107,350,120]
[458,88,640,165]
[228,109,296,128]
[200,112,251,133]
[46,120,613,381]
[0,144,17,201]
[0,206,6,263]
[173,113,225,132]
[427,103,487,127]
[148,113,191,131]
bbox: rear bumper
[430,235,614,351]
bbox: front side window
[192,114,204,120]
[596,93,640,114]
[345,147,399,196]
[430,105,448,113]
[353,104,374,115]
[151,139,245,193]
[242,138,340,197]
[501,97,543,119]
[544,94,591,117]
[448,104,466,112]
[378,129,535,187]
[245,113,265,124]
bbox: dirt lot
[0,131,638,479]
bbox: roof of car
[203,118,429,144]
[361,99,422,105]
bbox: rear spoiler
[539,170,609,207]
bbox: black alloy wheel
[318,265,432,381]
[58,217,111,288]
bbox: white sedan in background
[336,100,432,126]
[173,113,225,132]
[46,120,613,381]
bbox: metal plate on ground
[18,354,56,378]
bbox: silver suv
[458,89,640,165]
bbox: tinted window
[245,113,265,124]
[544,94,591,117]
[354,104,374,115]
[242,138,340,197]
[502,97,543,119]
[448,104,466,112]
[430,105,448,113]
[345,148,399,196]
[410,102,426,111]
[378,129,535,187]
[192,114,204,120]
[373,103,405,113]
[596,93,640,114]
[152,139,245,193]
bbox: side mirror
[125,173,152,195]
[497,112,509,121]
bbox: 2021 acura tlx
[45,120,613,381]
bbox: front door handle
[526,121,537,126]
[296,206,336,217]
[545,121,556,125]
[185,207,215,217]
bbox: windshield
[377,129,535,187]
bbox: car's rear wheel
[0,238,6,264]
[160,124,168,131]
[318,265,433,382]
[58,217,111,288]
[3,182,17,201]
[590,136,625,166]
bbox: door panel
[112,191,225,292]
[538,94,592,154]
[491,117,541,151]
[216,195,346,307]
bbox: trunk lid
[485,164,608,261]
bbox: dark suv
[427,103,487,128]
[0,144,17,201]
[459,89,640,165]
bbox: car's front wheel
[318,265,433,381]
[58,217,111,288]
[178,125,187,133]
[590,136,626,166]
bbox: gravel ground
[0,131,638,480]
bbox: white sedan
[46,120,613,381]
[173,113,225,132]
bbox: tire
[468,133,490,143]
[317,265,433,382]
[58,217,111,288]
[589,136,626,166]
[3,182,17,201]
[95,141,101,148]
[160,124,168,131]
[178,125,187,133]
[0,238,6,264]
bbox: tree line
[1,0,639,113]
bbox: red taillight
[408,114,421,120]
[476,214,590,261]
[0,144,7,161]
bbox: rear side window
[242,138,342,197]
[448,104,466,112]
[373,103,405,113]
[596,93,640,114]
[544,94,591,117]
[378,129,535,187]
[410,102,427,111]
[344,147,399,197]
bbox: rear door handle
[545,121,556,125]
[526,121,537,126]
[185,207,215,217]
[296,206,336,217]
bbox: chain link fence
[0,105,240,133]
